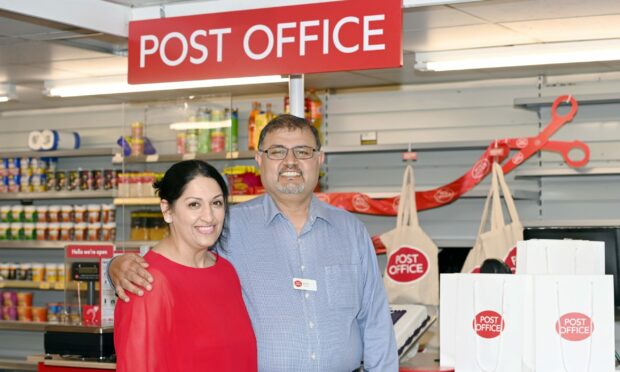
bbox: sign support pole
[289,74,305,119]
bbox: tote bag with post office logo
[380,165,439,305]
[462,162,523,273]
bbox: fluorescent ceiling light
[414,39,620,71]
[44,75,288,97]
[169,120,231,131]
[0,83,16,102]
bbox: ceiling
[1,0,620,112]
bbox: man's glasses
[259,146,319,160]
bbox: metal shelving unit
[514,166,620,178]
[0,190,114,201]
[113,150,256,164]
[0,148,117,159]
[0,241,113,250]
[514,93,620,109]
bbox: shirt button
[304,292,309,299]
[300,265,305,271]
[310,352,316,360]
[309,321,314,328]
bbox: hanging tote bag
[461,162,523,273]
[380,165,439,305]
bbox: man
[109,114,398,371]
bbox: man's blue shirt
[221,194,398,372]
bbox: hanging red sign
[128,0,402,84]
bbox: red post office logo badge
[555,312,594,341]
[473,310,505,339]
[386,246,429,283]
[504,246,517,273]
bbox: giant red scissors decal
[316,95,590,216]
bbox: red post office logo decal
[472,159,490,180]
[386,246,429,283]
[294,280,302,288]
[473,310,505,339]
[433,187,455,204]
[555,312,594,341]
[504,246,517,273]
[352,194,370,212]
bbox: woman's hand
[109,253,153,302]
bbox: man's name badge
[292,278,317,291]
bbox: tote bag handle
[396,165,419,228]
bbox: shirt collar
[262,193,332,227]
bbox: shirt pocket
[324,264,360,309]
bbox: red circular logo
[386,246,429,283]
[473,310,505,339]
[472,159,490,180]
[555,312,594,341]
[504,246,517,273]
[352,194,370,212]
[294,280,302,288]
[516,138,529,148]
[434,188,455,204]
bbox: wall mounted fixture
[0,83,16,102]
[414,39,620,71]
[44,75,288,97]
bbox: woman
[114,160,257,371]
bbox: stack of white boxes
[440,239,615,371]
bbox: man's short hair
[257,114,321,150]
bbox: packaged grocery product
[0,262,9,279]
[35,222,47,240]
[23,222,35,240]
[56,170,68,191]
[248,102,261,150]
[223,166,263,195]
[73,223,87,241]
[11,205,24,222]
[59,222,73,241]
[101,222,116,241]
[131,121,144,140]
[56,264,65,284]
[103,169,116,190]
[32,263,45,282]
[47,222,60,241]
[23,206,36,222]
[185,129,199,153]
[176,132,186,155]
[87,204,101,223]
[211,130,225,152]
[35,206,48,222]
[3,290,17,306]
[87,223,101,241]
[73,204,86,223]
[92,170,104,190]
[45,263,58,282]
[48,205,60,223]
[17,292,33,307]
[7,263,17,280]
[79,169,92,191]
[10,222,24,240]
[66,170,79,191]
[0,205,10,222]
[17,306,33,322]
[3,305,17,320]
[32,306,47,322]
[60,205,73,223]
[131,138,144,156]
[102,204,116,224]
[0,222,9,240]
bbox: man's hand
[110,253,153,302]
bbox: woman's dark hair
[153,160,229,250]
[479,258,512,274]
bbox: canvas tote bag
[461,162,523,273]
[380,165,439,305]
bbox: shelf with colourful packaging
[112,150,256,164]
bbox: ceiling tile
[453,0,620,23]
[403,6,485,31]
[0,41,114,65]
[503,15,620,42]
[46,56,128,77]
[405,24,537,51]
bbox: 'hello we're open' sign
[128,0,402,84]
